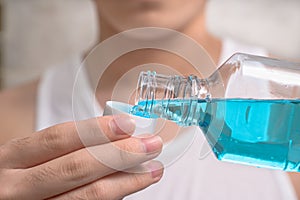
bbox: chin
[98,0,204,33]
[111,13,190,33]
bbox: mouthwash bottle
[131,53,300,172]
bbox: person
[0,0,299,199]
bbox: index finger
[0,114,135,169]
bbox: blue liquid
[131,99,300,172]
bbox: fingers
[49,161,164,200]
[0,114,135,169]
[18,135,163,199]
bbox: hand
[0,115,163,199]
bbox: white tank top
[36,39,297,200]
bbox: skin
[94,0,221,108]
[0,114,163,199]
[0,0,299,198]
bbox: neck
[97,8,221,63]
[88,7,222,107]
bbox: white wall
[2,0,98,88]
[206,0,300,61]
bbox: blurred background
[0,0,98,88]
[0,0,299,89]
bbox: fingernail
[146,161,164,180]
[109,115,136,135]
[141,136,163,154]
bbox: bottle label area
[131,98,300,172]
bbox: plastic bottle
[131,53,300,172]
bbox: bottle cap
[103,101,157,136]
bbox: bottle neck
[133,71,211,122]
[135,71,211,103]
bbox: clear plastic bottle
[131,53,300,172]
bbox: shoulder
[219,38,268,64]
[0,80,39,144]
